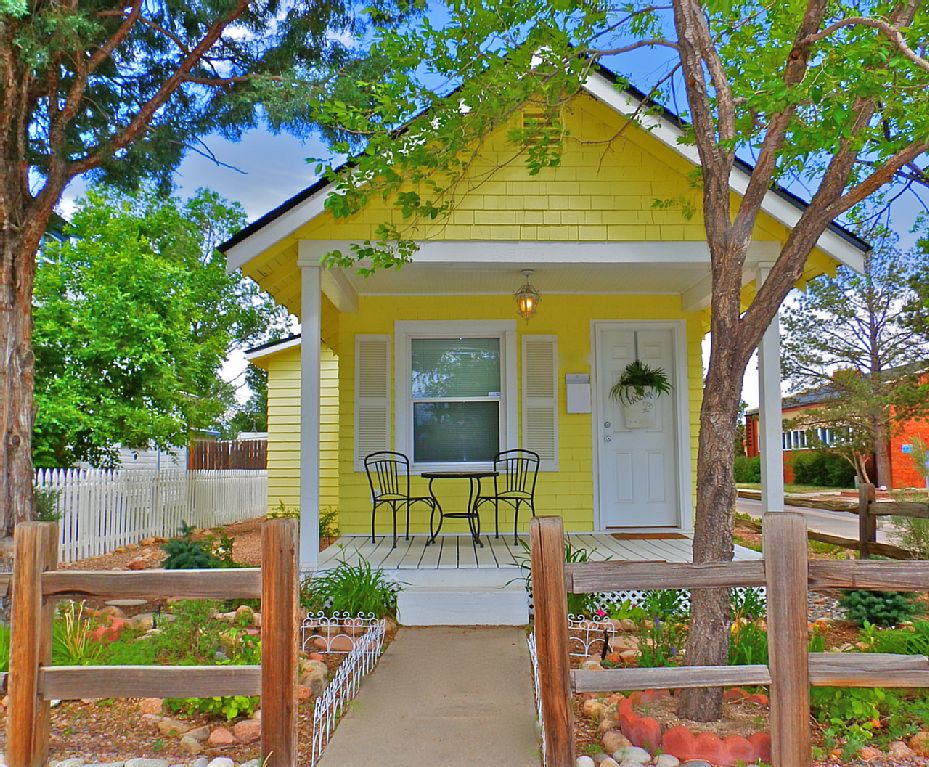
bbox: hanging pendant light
[514,269,541,322]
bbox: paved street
[736,497,898,543]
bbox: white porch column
[756,263,785,513]
[299,263,321,570]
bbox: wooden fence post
[858,482,876,559]
[261,518,299,767]
[764,512,811,767]
[8,522,59,767]
[530,516,575,767]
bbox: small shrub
[733,455,761,483]
[161,523,225,569]
[641,589,689,620]
[320,505,340,540]
[300,557,401,618]
[731,587,766,620]
[839,589,923,627]
[34,486,62,522]
[893,515,929,559]
[790,451,856,488]
[868,620,929,656]
[637,616,686,667]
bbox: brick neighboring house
[745,383,929,490]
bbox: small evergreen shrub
[34,486,62,522]
[790,450,856,487]
[839,589,923,627]
[733,455,761,483]
[162,523,223,569]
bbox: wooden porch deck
[317,531,761,571]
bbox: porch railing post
[261,517,299,767]
[763,512,811,767]
[8,521,59,767]
[530,516,575,767]
[858,482,876,559]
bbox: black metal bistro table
[421,470,498,546]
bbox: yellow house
[222,67,867,574]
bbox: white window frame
[394,320,518,472]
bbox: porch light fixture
[514,269,541,322]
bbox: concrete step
[397,585,529,626]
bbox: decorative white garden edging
[527,631,547,767]
[306,614,387,767]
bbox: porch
[318,531,762,571]
[318,531,762,626]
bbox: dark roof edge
[220,63,871,256]
[244,333,302,356]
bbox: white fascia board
[245,336,302,361]
[296,238,741,266]
[224,187,331,273]
[581,73,866,273]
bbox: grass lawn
[737,482,849,494]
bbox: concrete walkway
[317,626,541,766]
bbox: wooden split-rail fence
[2,518,300,767]
[857,482,929,559]
[531,512,929,767]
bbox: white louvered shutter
[522,335,558,471]
[354,335,391,469]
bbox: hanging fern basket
[609,359,672,430]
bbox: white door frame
[590,320,694,532]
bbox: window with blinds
[411,337,501,463]
[522,335,558,471]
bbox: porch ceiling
[339,260,708,296]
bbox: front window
[411,338,501,463]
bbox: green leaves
[32,186,290,468]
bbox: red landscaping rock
[627,716,662,753]
[749,732,772,763]
[232,718,261,744]
[693,732,728,765]
[639,688,669,703]
[308,652,325,662]
[662,725,696,761]
[746,692,769,706]
[207,726,237,747]
[722,688,747,702]
[722,735,757,765]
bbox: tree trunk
[872,417,892,489]
[676,352,743,720]
[0,176,55,538]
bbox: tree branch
[65,0,251,179]
[804,15,929,73]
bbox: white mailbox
[565,373,591,414]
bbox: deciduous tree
[32,186,288,468]
[782,221,929,488]
[310,0,929,720]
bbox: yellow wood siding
[253,345,339,516]
[337,294,704,535]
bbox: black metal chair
[363,451,437,548]
[475,449,540,542]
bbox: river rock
[207,728,236,747]
[655,756,680,767]
[576,758,596,767]
[232,719,261,744]
[207,759,235,767]
[179,735,202,756]
[612,746,650,764]
[124,760,169,767]
[601,730,630,753]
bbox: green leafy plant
[609,359,672,405]
[320,505,340,541]
[0,623,9,672]
[892,514,929,560]
[790,450,856,488]
[165,694,260,721]
[53,601,103,666]
[33,486,62,522]
[514,539,600,617]
[267,499,299,519]
[731,587,766,620]
[641,589,689,620]
[728,621,768,666]
[300,557,402,618]
[839,589,923,627]
[637,615,687,668]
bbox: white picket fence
[35,468,268,563]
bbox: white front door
[595,324,679,528]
